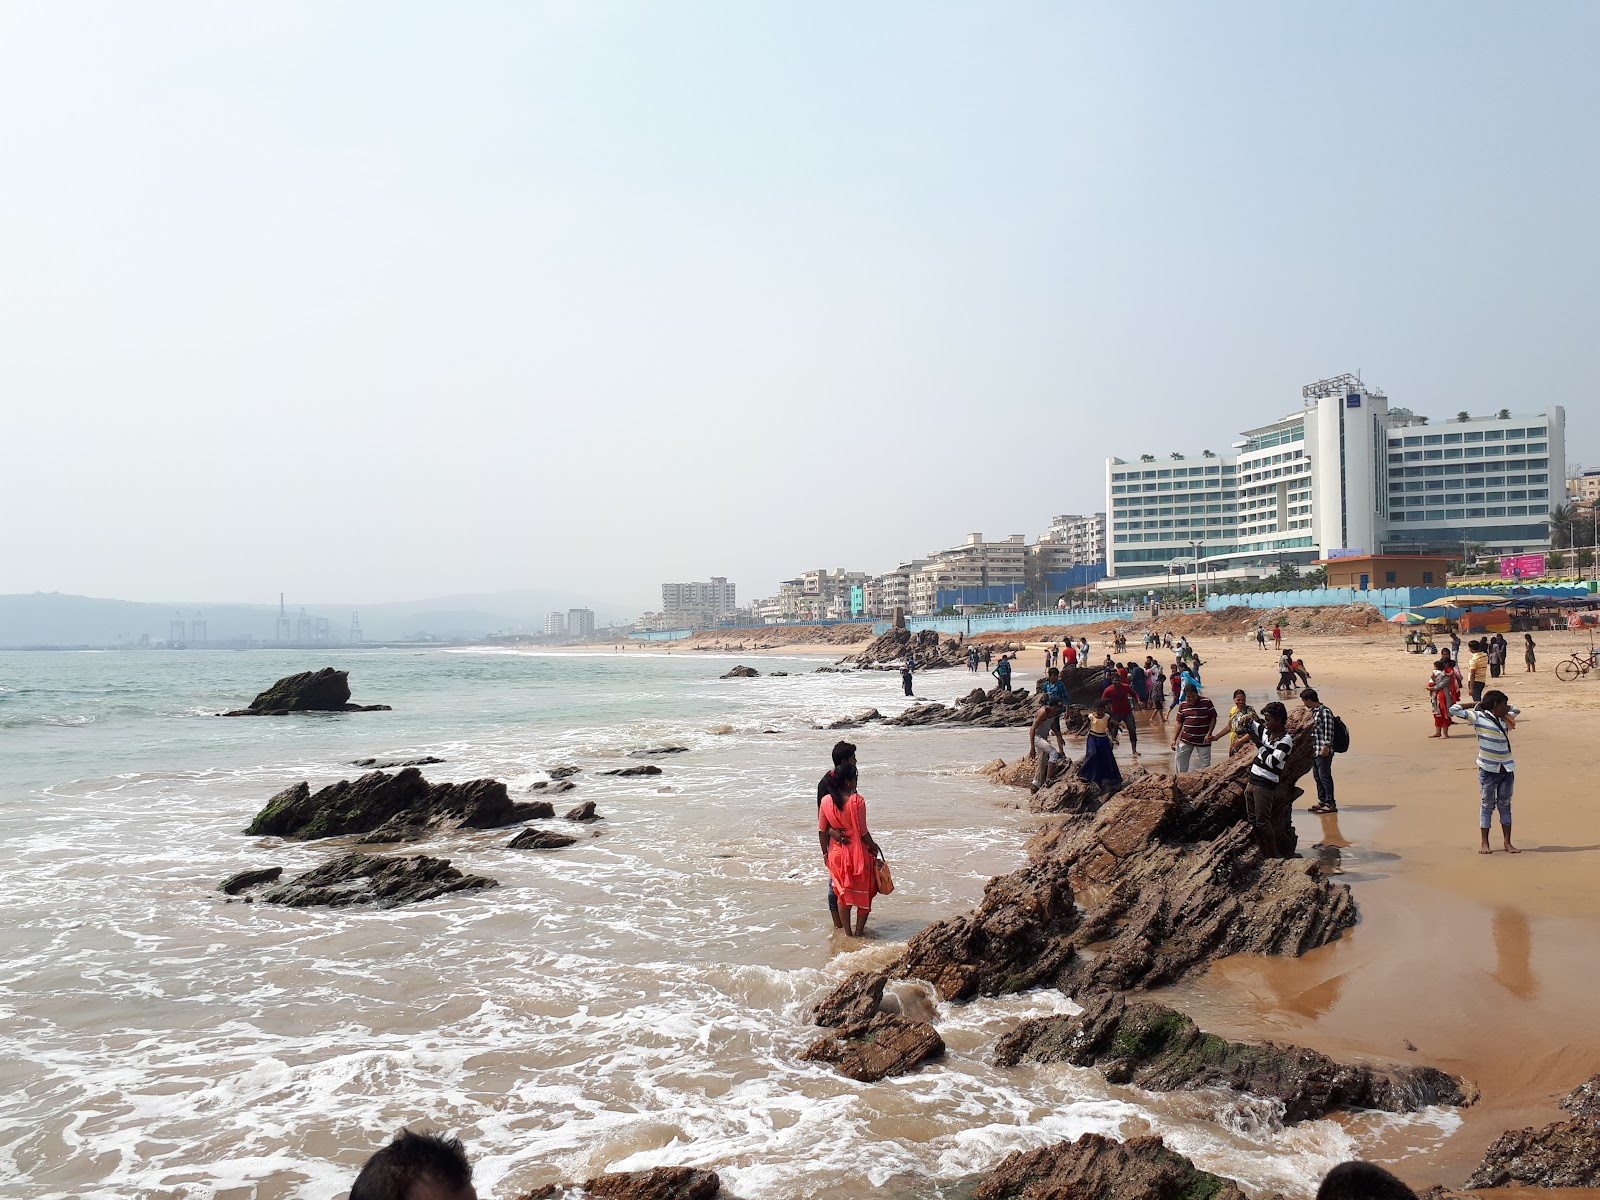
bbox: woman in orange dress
[818,771,881,937]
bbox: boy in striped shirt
[1449,689,1521,854]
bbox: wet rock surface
[845,627,965,670]
[810,970,888,1027]
[721,665,760,678]
[547,765,582,780]
[229,852,496,908]
[220,667,391,715]
[565,801,602,822]
[799,1013,945,1082]
[1468,1072,1600,1188]
[528,780,574,794]
[884,686,1037,728]
[218,866,283,895]
[629,746,690,757]
[244,768,548,842]
[601,764,663,777]
[514,1166,720,1200]
[995,992,1475,1122]
[507,828,578,850]
[349,755,445,769]
[971,1132,1262,1200]
[822,708,883,730]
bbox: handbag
[874,855,895,895]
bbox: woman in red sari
[1428,655,1461,737]
[818,771,881,937]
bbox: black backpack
[1331,714,1351,754]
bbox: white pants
[1174,741,1212,772]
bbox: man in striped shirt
[1170,683,1217,772]
[1243,700,1296,858]
[1449,689,1522,854]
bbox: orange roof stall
[1315,554,1455,590]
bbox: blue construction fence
[906,607,1137,636]
[1205,583,1593,620]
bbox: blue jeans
[1311,755,1335,809]
[1480,768,1514,828]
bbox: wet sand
[1056,624,1600,1191]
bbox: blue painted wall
[1205,584,1591,619]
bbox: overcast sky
[2,1,1595,614]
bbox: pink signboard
[1499,553,1547,579]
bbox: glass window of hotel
[1405,451,1423,461]
[1424,434,1443,445]
[1505,428,1525,437]
[1488,506,1506,516]
[1468,507,1486,517]
[1486,430,1504,440]
[1444,448,1463,458]
[1465,431,1484,441]
[1404,435,1423,446]
[1424,450,1443,460]
[1444,432,1462,443]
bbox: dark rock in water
[814,666,845,673]
[547,765,582,780]
[350,755,445,769]
[218,866,283,895]
[508,827,578,850]
[565,801,601,822]
[721,665,760,678]
[810,970,888,1027]
[628,746,690,758]
[885,687,1038,729]
[800,1013,945,1082]
[769,671,789,677]
[824,709,883,730]
[220,668,391,716]
[601,764,662,776]
[253,852,496,909]
[244,768,547,842]
[529,780,575,795]
[972,1132,1259,1200]
[1468,1073,1600,1188]
[516,800,556,818]
[513,1166,720,1200]
[994,992,1476,1122]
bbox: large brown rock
[972,1132,1259,1200]
[1467,1073,1600,1188]
[231,852,497,909]
[220,667,391,715]
[799,1013,945,1082]
[244,767,548,842]
[514,1166,720,1200]
[845,627,965,670]
[810,969,888,1027]
[995,993,1476,1122]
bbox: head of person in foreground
[351,1129,477,1200]
[1315,1160,1417,1200]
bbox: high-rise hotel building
[1103,374,1565,586]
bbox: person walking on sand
[1292,655,1312,690]
[1257,624,1268,650]
[1272,623,1282,651]
[1428,656,1461,737]
[1487,636,1503,679]
[1077,702,1123,792]
[1102,673,1140,758]
[1466,639,1489,703]
[1449,689,1521,855]
[1026,700,1066,792]
[1151,660,1169,717]
[1302,688,1338,814]
[1524,633,1537,673]
[1171,682,1217,773]
[1276,648,1296,693]
[818,768,882,935]
[1243,700,1296,859]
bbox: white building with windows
[543,611,567,636]
[1103,374,1564,588]
[567,608,596,638]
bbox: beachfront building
[543,611,567,636]
[863,561,926,619]
[567,608,596,638]
[661,578,737,619]
[1027,514,1109,603]
[774,568,870,622]
[1102,373,1566,589]
[1568,469,1600,504]
[1316,553,1452,589]
[905,533,1029,613]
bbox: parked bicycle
[1556,647,1599,682]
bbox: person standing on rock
[1243,700,1296,858]
[1063,640,1078,669]
[992,654,1012,692]
[1041,667,1070,754]
[1213,688,1257,757]
[817,741,857,930]
[1076,702,1123,791]
[1101,674,1140,758]
[1027,700,1066,792]
[1171,683,1217,772]
[1449,689,1521,855]
[818,768,881,936]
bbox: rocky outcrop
[350,755,444,769]
[1467,1073,1600,1188]
[227,852,496,908]
[220,668,391,715]
[845,627,965,670]
[219,866,283,895]
[565,801,602,822]
[244,768,549,842]
[800,1013,945,1082]
[547,765,582,780]
[514,1166,720,1200]
[508,828,578,850]
[601,764,662,777]
[529,780,574,794]
[721,665,760,678]
[823,709,883,730]
[884,687,1038,728]
[994,993,1475,1122]
[972,1133,1260,1200]
[810,970,888,1027]
[629,746,689,757]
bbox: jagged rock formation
[721,665,760,678]
[350,755,445,769]
[630,746,690,757]
[244,768,548,842]
[218,866,282,895]
[514,1166,720,1200]
[845,627,965,669]
[994,993,1475,1122]
[1468,1072,1600,1188]
[972,1132,1265,1200]
[565,801,602,822]
[810,970,887,1027]
[508,828,578,850]
[823,708,884,730]
[547,765,582,780]
[601,764,662,777]
[800,1013,945,1082]
[528,779,574,794]
[227,852,496,908]
[885,687,1038,728]
[220,668,391,715]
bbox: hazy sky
[3,2,1595,614]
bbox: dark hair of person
[1469,639,1483,651]
[1302,688,1319,703]
[350,1129,472,1200]
[831,740,857,768]
[1232,689,1247,702]
[1315,1160,1418,1200]
[1261,700,1288,725]
[1481,689,1508,712]
[829,764,859,804]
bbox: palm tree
[1549,503,1577,549]
[1497,408,1511,420]
[1456,410,1471,422]
[1170,451,1184,460]
[1415,415,1430,425]
[1202,449,1217,458]
[1139,454,1156,462]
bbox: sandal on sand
[1307,804,1336,814]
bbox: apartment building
[1103,373,1565,587]
[774,568,870,622]
[661,578,737,617]
[543,611,567,636]
[567,608,596,638]
[904,533,1028,613]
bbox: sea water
[0,648,1411,1198]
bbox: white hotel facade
[1103,374,1565,588]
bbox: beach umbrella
[1389,611,1426,624]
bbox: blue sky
[1,2,1594,611]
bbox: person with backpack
[1301,687,1345,814]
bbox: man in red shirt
[1063,641,1078,668]
[1101,677,1140,756]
